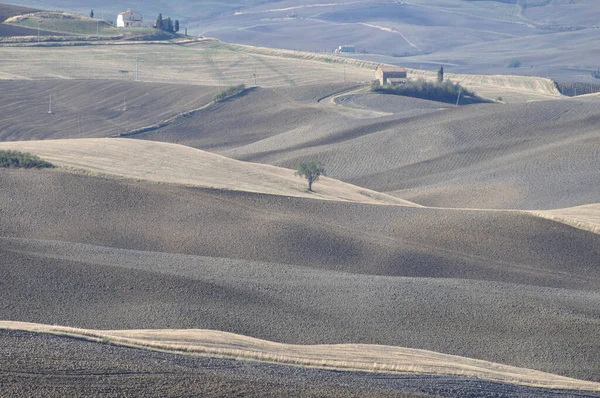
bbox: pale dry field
[0,138,417,206]
[2,137,597,236]
[0,38,569,103]
[2,320,599,392]
[531,204,600,234]
[0,39,374,87]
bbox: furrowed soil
[1,169,600,382]
[0,80,216,140]
[135,86,600,210]
[3,330,599,398]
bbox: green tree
[174,20,180,33]
[437,65,444,83]
[156,13,163,30]
[90,9,94,18]
[166,17,173,32]
[295,160,326,192]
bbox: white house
[117,9,143,28]
[335,45,356,54]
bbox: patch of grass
[214,84,246,102]
[0,150,53,168]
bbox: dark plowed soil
[137,88,600,209]
[0,4,39,22]
[1,80,597,209]
[2,331,598,398]
[1,170,600,381]
[1,169,599,289]
[0,80,215,141]
[0,23,59,37]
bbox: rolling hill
[3,321,600,393]
[0,138,415,205]
[9,0,600,82]
[132,85,598,210]
[1,8,599,394]
[0,76,596,211]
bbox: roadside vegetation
[0,150,53,168]
[214,84,247,102]
[371,79,480,105]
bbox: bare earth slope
[9,330,599,398]
[137,88,600,210]
[0,80,216,140]
[0,79,597,210]
[3,322,600,393]
[0,138,414,206]
[1,169,599,288]
[0,3,39,22]
[1,232,600,383]
[0,331,428,398]
[533,204,600,235]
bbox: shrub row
[0,150,54,168]
[372,79,476,104]
[214,84,246,102]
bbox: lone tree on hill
[438,65,444,83]
[295,160,326,192]
[90,9,94,18]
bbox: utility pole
[96,20,99,36]
[122,96,127,111]
[135,57,139,81]
[37,21,40,42]
[48,95,53,114]
[455,88,462,107]
[253,69,257,87]
[343,65,346,83]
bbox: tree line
[155,13,179,33]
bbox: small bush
[592,69,600,79]
[507,59,522,68]
[0,150,54,168]
[213,84,246,102]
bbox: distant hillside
[10,0,600,83]
[5,11,115,36]
[0,3,39,22]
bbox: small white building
[335,45,356,54]
[117,9,143,28]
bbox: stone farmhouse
[117,9,143,28]
[376,66,407,86]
